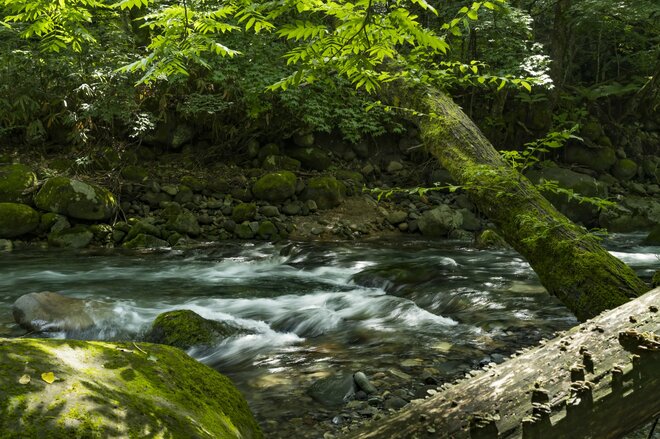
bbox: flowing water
[0,234,657,437]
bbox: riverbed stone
[12,291,96,332]
[643,225,660,245]
[308,374,357,406]
[167,209,200,236]
[0,203,40,238]
[262,155,301,171]
[0,163,38,203]
[145,309,245,350]
[303,176,345,210]
[126,219,161,241]
[232,203,257,223]
[252,171,297,202]
[418,205,462,237]
[235,222,256,239]
[34,177,118,221]
[48,225,94,248]
[122,233,170,249]
[354,372,377,394]
[258,220,279,239]
[385,210,408,225]
[0,337,262,438]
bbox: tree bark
[400,87,648,320]
[351,287,660,439]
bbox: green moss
[0,164,38,204]
[0,337,262,438]
[120,165,148,183]
[232,203,257,223]
[180,176,206,192]
[0,203,40,238]
[34,177,118,221]
[122,233,170,249]
[146,310,245,350]
[611,158,638,181]
[258,220,279,240]
[303,176,346,209]
[652,271,660,288]
[47,225,94,249]
[252,171,296,202]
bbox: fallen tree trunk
[401,87,648,320]
[352,287,660,438]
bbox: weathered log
[352,287,660,438]
[402,88,648,320]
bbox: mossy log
[406,88,648,320]
[352,287,660,438]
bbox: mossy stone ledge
[34,177,118,221]
[0,337,262,438]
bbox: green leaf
[521,81,532,92]
[467,10,478,20]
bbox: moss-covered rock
[0,203,40,238]
[34,177,118,221]
[145,309,246,350]
[122,233,170,249]
[643,225,660,246]
[262,155,301,171]
[232,203,257,223]
[180,175,206,192]
[47,225,93,249]
[0,337,262,438]
[120,165,149,183]
[252,171,296,202]
[302,176,345,210]
[288,147,332,171]
[564,145,616,172]
[612,158,638,181]
[235,222,256,239]
[125,220,161,242]
[0,164,38,204]
[167,209,200,236]
[475,229,510,249]
[258,220,279,239]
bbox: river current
[0,234,657,436]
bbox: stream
[0,234,657,437]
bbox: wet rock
[235,222,256,239]
[48,225,93,248]
[354,372,377,394]
[0,163,38,203]
[258,220,279,239]
[122,233,170,249]
[12,291,97,331]
[458,208,481,231]
[303,176,345,210]
[643,225,660,245]
[564,144,616,172]
[167,209,200,236]
[283,202,302,216]
[0,203,39,238]
[384,397,408,411]
[308,374,356,406]
[418,205,462,237]
[35,177,118,221]
[260,205,280,217]
[252,171,297,202]
[384,210,408,225]
[145,309,245,350]
[475,229,509,249]
[126,219,161,241]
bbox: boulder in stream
[145,309,246,350]
[12,291,105,332]
[34,176,117,221]
[0,337,262,438]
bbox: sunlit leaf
[18,374,31,385]
[41,372,56,384]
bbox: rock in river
[12,291,105,332]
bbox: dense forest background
[1,0,658,164]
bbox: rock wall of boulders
[0,121,658,251]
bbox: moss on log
[405,88,648,320]
[351,287,660,438]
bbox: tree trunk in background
[351,288,660,438]
[550,0,572,93]
[400,87,648,321]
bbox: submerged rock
[47,225,94,249]
[308,373,357,406]
[34,176,117,221]
[418,205,462,237]
[0,337,262,438]
[12,291,105,332]
[145,309,246,350]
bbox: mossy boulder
[0,337,262,438]
[122,233,170,249]
[258,220,279,239]
[47,225,93,249]
[288,147,332,171]
[125,220,161,242]
[302,176,346,210]
[564,145,616,172]
[262,155,301,171]
[145,310,246,350]
[0,203,40,238]
[612,158,638,181]
[643,225,660,246]
[180,175,206,192]
[232,203,257,223]
[0,164,38,203]
[167,209,200,236]
[34,177,118,221]
[252,171,296,202]
[120,165,149,183]
[475,229,510,249]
